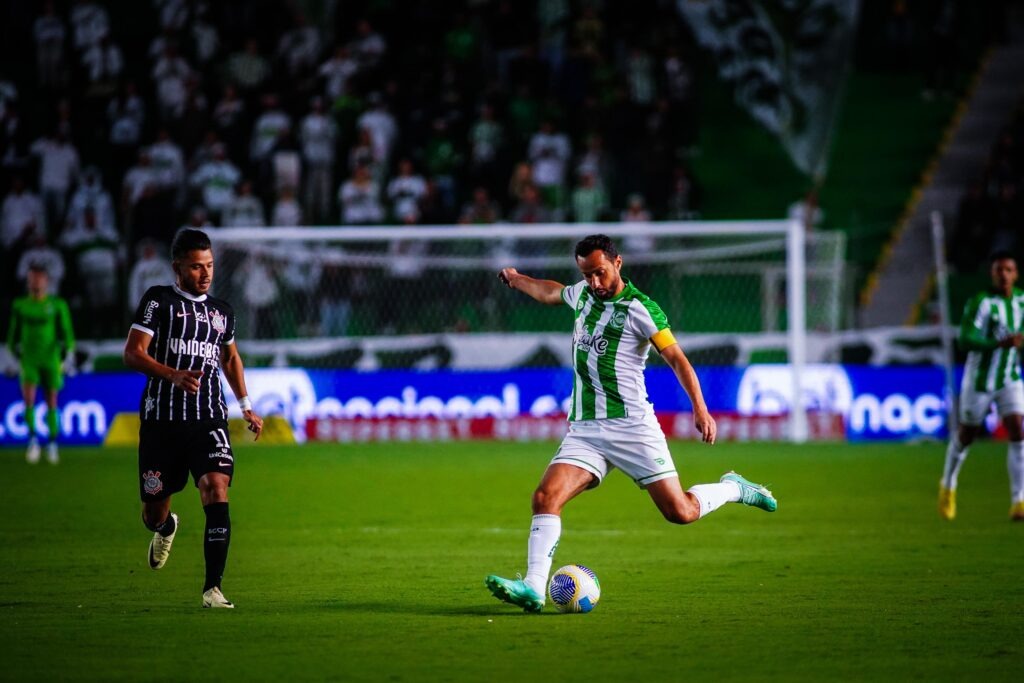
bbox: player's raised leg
[199,472,234,608]
[486,463,595,613]
[143,496,179,570]
[646,471,775,524]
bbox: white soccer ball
[548,564,601,613]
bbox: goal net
[207,221,843,364]
[204,220,844,443]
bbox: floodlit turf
[1,440,1023,682]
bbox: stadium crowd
[950,98,1024,274]
[0,0,703,339]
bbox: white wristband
[239,396,252,412]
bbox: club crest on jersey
[608,310,628,330]
[142,470,163,495]
[210,310,226,334]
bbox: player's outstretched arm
[220,341,263,440]
[497,267,565,305]
[123,328,204,394]
[660,343,716,445]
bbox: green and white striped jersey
[561,279,677,421]
[959,288,1024,393]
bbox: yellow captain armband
[650,328,677,352]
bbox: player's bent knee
[531,487,560,515]
[660,500,699,525]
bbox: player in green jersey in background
[5,264,75,464]
[940,251,1024,521]
[485,234,777,613]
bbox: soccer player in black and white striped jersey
[123,228,263,608]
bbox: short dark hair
[575,234,618,260]
[171,228,212,260]
[990,250,1016,265]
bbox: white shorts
[959,379,1024,426]
[550,413,677,489]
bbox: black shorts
[138,419,234,501]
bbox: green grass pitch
[1,440,1023,682]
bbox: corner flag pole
[930,211,957,435]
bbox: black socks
[144,511,177,537]
[203,502,231,592]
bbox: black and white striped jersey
[130,285,237,422]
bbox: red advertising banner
[306,412,845,443]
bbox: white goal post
[209,220,812,442]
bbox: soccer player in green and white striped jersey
[485,235,777,613]
[940,251,1024,521]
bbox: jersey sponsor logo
[168,338,222,360]
[210,310,226,334]
[573,329,609,356]
[142,300,158,324]
[194,311,208,323]
[142,470,163,495]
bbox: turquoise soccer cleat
[485,575,544,613]
[721,471,778,512]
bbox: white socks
[1008,441,1024,503]
[687,481,741,518]
[942,437,969,490]
[524,514,561,595]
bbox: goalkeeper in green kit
[6,264,75,464]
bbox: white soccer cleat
[46,442,59,465]
[148,513,178,570]
[26,438,40,464]
[202,586,235,609]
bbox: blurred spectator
[61,205,119,336]
[183,205,213,230]
[152,42,192,121]
[66,166,115,232]
[226,38,271,94]
[318,258,352,337]
[34,1,67,89]
[319,45,359,102]
[107,82,145,179]
[528,119,571,209]
[621,193,654,254]
[300,97,338,223]
[387,159,427,223]
[1,101,31,182]
[17,236,65,293]
[348,127,382,179]
[31,129,80,231]
[625,47,656,105]
[1,177,45,251]
[223,180,266,227]
[212,84,246,161]
[508,161,533,208]
[349,20,387,71]
[469,104,504,193]
[251,93,291,164]
[82,34,123,87]
[357,94,398,174]
[236,254,279,338]
[70,0,109,52]
[423,118,461,213]
[190,5,220,67]
[459,187,501,225]
[190,144,240,222]
[511,184,550,224]
[666,166,700,220]
[149,127,186,208]
[575,133,610,193]
[271,186,302,226]
[339,164,383,224]
[121,149,166,243]
[277,13,321,78]
[128,240,172,307]
[571,171,608,223]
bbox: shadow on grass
[316,599,556,617]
